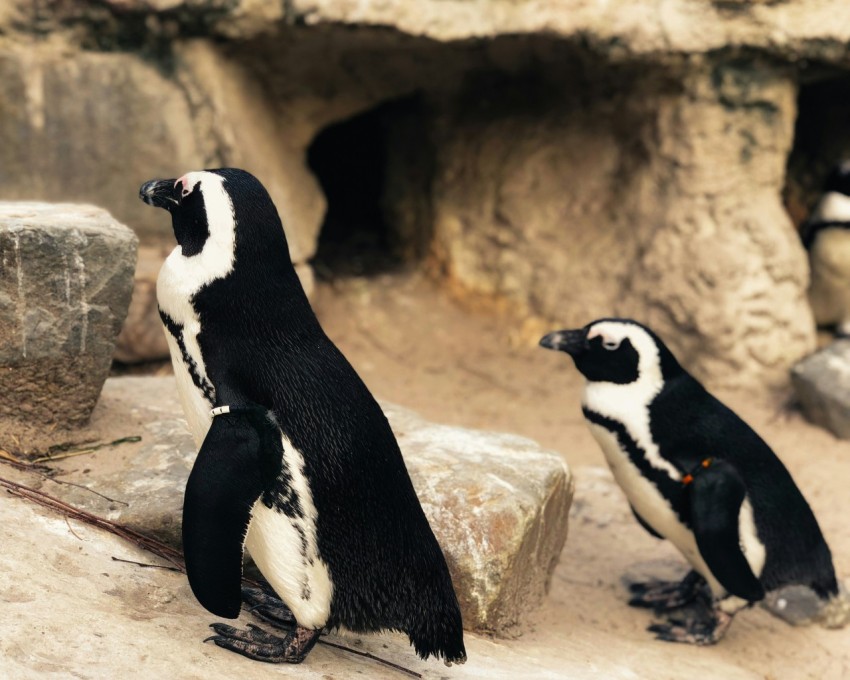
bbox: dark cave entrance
[785,72,850,230]
[307,95,433,280]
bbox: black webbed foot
[206,622,321,663]
[628,570,708,612]
[648,609,733,645]
[241,586,297,631]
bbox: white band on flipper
[210,405,231,417]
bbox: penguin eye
[602,338,621,351]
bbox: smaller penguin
[540,318,841,644]
[802,160,850,337]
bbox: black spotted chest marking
[158,308,215,404]
[262,448,315,600]
[263,461,305,520]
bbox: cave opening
[307,95,433,280]
[785,72,850,229]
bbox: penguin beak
[539,329,587,356]
[139,178,179,211]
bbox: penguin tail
[408,623,467,666]
[406,600,467,665]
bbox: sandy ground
[309,269,850,680]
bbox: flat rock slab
[49,376,573,637]
[0,202,137,452]
[0,483,592,680]
[791,341,850,439]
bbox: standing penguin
[802,160,850,337]
[540,318,841,644]
[138,168,466,665]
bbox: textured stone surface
[114,245,171,364]
[5,1,850,390]
[385,403,573,636]
[791,341,850,439]
[0,46,200,246]
[53,377,573,636]
[0,483,593,680]
[0,203,136,452]
[431,63,814,391]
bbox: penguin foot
[628,570,708,612]
[648,610,733,645]
[206,622,321,663]
[241,586,296,631]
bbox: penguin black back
[648,369,838,599]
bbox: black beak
[539,329,587,356]
[139,178,178,211]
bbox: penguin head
[823,160,850,197]
[808,160,850,228]
[139,168,291,278]
[540,318,682,388]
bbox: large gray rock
[385,403,573,636]
[791,341,850,439]
[0,203,137,453]
[52,376,573,636]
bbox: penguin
[540,318,840,644]
[138,168,466,665]
[801,160,850,337]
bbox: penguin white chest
[809,228,850,333]
[586,421,720,591]
[156,251,216,447]
[244,435,333,629]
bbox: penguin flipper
[183,408,281,619]
[689,460,766,602]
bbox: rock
[5,1,850,391]
[0,44,204,247]
[763,585,831,627]
[0,203,137,453]
[431,64,814,391]
[0,480,589,679]
[0,464,628,680]
[385,403,573,636]
[114,246,171,364]
[791,341,850,439]
[50,376,573,636]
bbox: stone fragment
[384,404,573,636]
[53,376,573,636]
[0,203,137,452]
[114,246,171,364]
[791,341,850,439]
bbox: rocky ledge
[37,376,573,637]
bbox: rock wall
[3,1,850,389]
